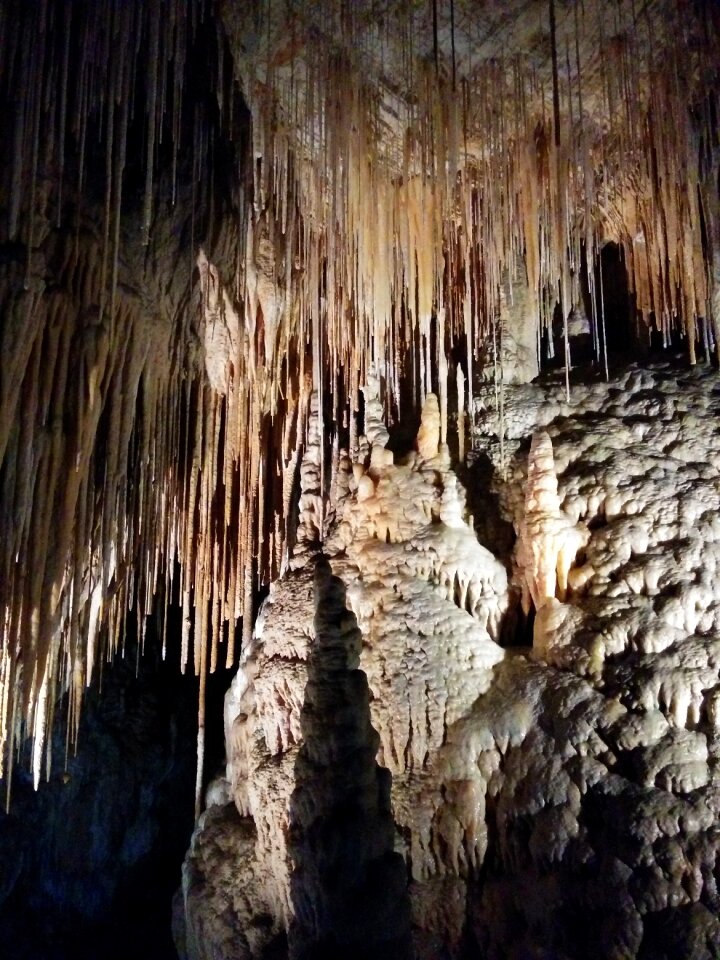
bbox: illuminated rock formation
[182,359,720,960]
[515,430,589,655]
[416,393,442,461]
[462,362,720,958]
[0,1,719,958]
[288,559,413,960]
[182,410,509,957]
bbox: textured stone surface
[184,360,720,960]
[467,361,720,958]
[183,411,508,957]
[287,560,413,960]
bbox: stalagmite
[516,431,589,651]
[416,393,441,460]
[361,366,390,449]
[288,559,414,960]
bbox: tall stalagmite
[287,558,413,960]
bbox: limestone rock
[185,360,720,960]
[288,560,413,960]
[361,366,390,449]
[516,430,589,621]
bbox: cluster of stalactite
[0,0,718,804]
[230,0,720,397]
[0,0,240,797]
[0,0,317,807]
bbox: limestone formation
[184,421,509,957]
[515,430,589,653]
[361,366,390,450]
[0,1,719,958]
[416,393,441,460]
[462,362,720,958]
[295,392,324,549]
[183,360,720,960]
[288,559,413,960]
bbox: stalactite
[456,364,466,465]
[0,0,718,804]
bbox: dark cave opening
[385,313,425,457]
[0,600,235,960]
[594,241,633,360]
[540,241,638,375]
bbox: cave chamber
[1,1,720,958]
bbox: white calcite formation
[295,390,325,550]
[179,565,315,960]
[181,359,720,960]
[181,400,508,958]
[180,804,285,960]
[516,430,590,654]
[480,275,540,386]
[361,366,391,450]
[465,360,720,957]
[517,430,589,608]
[327,420,508,936]
[415,392,442,460]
